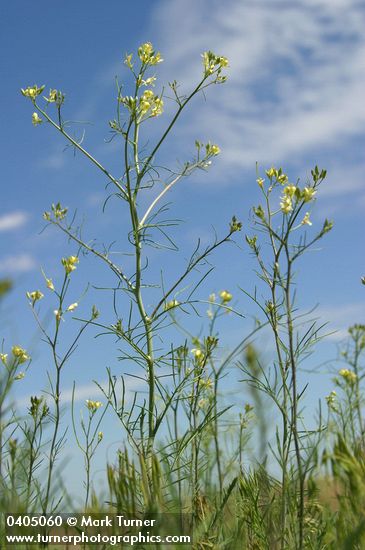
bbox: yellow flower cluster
[280,196,293,214]
[301,212,312,226]
[139,89,163,117]
[52,202,68,220]
[45,88,65,105]
[219,290,232,303]
[12,346,29,364]
[202,51,228,77]
[138,42,163,65]
[230,216,242,233]
[279,183,317,215]
[61,255,79,274]
[205,142,220,157]
[265,167,288,184]
[85,400,103,412]
[27,290,44,303]
[21,84,45,99]
[325,390,336,407]
[339,369,357,384]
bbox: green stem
[285,253,304,550]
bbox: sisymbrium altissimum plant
[21,42,237,509]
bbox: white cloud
[0,211,28,232]
[148,0,365,190]
[317,302,365,341]
[0,253,36,273]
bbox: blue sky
[1,0,365,498]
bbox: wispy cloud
[317,302,364,341]
[0,253,36,273]
[0,211,28,232]
[148,0,365,192]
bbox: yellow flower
[66,302,78,312]
[32,112,42,126]
[85,400,103,413]
[52,202,68,220]
[339,369,357,384]
[61,255,79,274]
[0,353,8,365]
[265,167,277,179]
[191,348,204,361]
[142,89,154,100]
[151,97,163,117]
[140,100,151,114]
[124,53,133,68]
[283,185,297,198]
[219,290,232,303]
[44,89,64,106]
[54,309,62,321]
[12,346,29,364]
[150,52,163,65]
[46,278,55,291]
[302,187,316,202]
[164,299,180,311]
[98,431,103,442]
[217,56,229,67]
[26,290,44,303]
[205,143,220,156]
[301,212,312,226]
[325,390,336,406]
[280,196,292,214]
[47,89,58,102]
[15,372,25,381]
[21,84,45,99]
[141,76,156,86]
[256,177,265,188]
[277,173,288,184]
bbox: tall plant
[240,166,333,549]
[21,43,238,506]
